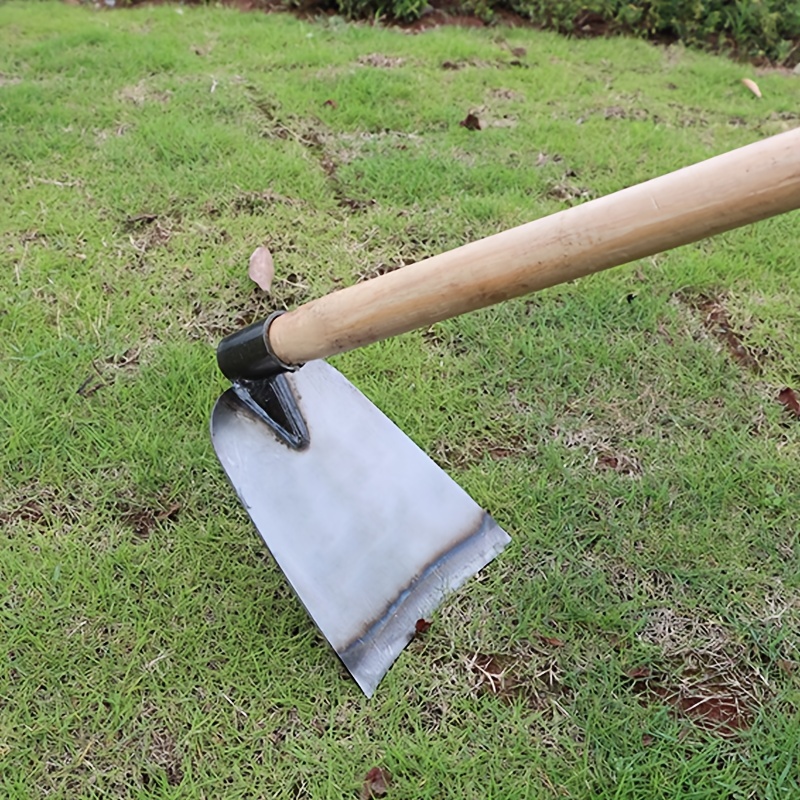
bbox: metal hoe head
[211,360,510,696]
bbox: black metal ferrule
[216,311,300,382]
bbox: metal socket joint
[216,311,300,382]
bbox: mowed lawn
[1,2,799,798]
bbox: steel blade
[211,360,510,696]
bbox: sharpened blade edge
[338,512,511,697]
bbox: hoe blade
[211,360,510,696]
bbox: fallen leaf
[361,767,391,799]
[777,387,800,419]
[415,618,432,634]
[323,98,338,109]
[248,246,274,292]
[741,78,762,98]
[459,112,481,131]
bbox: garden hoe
[211,127,800,696]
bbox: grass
[1,2,799,797]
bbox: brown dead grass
[464,637,570,713]
[357,53,406,68]
[147,728,183,786]
[553,423,643,477]
[629,608,770,735]
[675,291,767,374]
[124,213,177,255]
[117,80,172,106]
[0,485,91,530]
[433,433,530,467]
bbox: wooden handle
[269,128,800,365]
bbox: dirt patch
[547,177,594,204]
[434,431,529,468]
[0,498,47,527]
[117,80,172,106]
[602,105,651,121]
[115,496,181,542]
[124,212,176,255]
[554,423,642,477]
[0,486,90,530]
[145,729,183,787]
[18,229,49,246]
[675,291,766,374]
[627,608,766,736]
[247,88,327,149]
[441,58,495,70]
[269,272,312,309]
[628,667,752,736]
[457,107,518,130]
[320,129,422,167]
[338,196,377,212]
[243,93,384,208]
[465,639,568,709]
[488,87,524,101]
[467,652,518,697]
[357,53,406,68]
[229,188,301,215]
[95,122,132,144]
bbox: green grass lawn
[2,2,799,797]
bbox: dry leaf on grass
[741,78,762,98]
[459,112,482,131]
[414,618,432,634]
[777,387,800,419]
[248,246,274,292]
[361,767,391,799]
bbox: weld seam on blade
[338,512,511,696]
